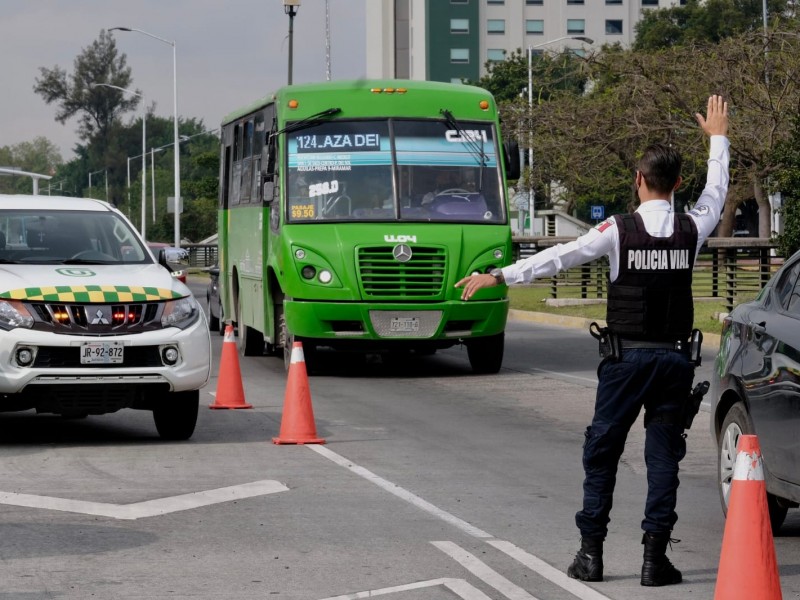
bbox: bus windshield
[286,118,505,224]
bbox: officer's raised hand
[695,95,728,138]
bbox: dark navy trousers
[575,348,694,539]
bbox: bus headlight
[318,270,333,284]
[0,300,34,330]
[493,249,504,259]
[161,296,200,329]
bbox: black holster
[589,322,621,360]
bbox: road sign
[591,205,604,220]
[512,192,529,211]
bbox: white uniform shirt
[502,136,730,284]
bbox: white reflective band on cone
[291,345,305,363]
[732,450,764,481]
[224,326,235,343]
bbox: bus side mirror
[263,179,275,204]
[504,140,521,181]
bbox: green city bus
[217,79,519,373]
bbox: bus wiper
[440,109,486,190]
[274,108,342,138]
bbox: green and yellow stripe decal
[0,285,183,303]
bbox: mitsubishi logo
[392,244,413,263]
[90,309,109,325]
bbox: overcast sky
[1,0,367,161]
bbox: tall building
[366,0,684,83]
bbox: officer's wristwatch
[489,268,505,285]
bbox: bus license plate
[390,317,420,333]
[80,342,124,364]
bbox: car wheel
[466,333,504,374]
[718,401,789,533]
[153,390,199,441]
[236,291,264,356]
[207,293,220,332]
[217,298,226,336]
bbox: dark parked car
[206,263,224,335]
[711,250,800,532]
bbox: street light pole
[283,0,301,85]
[526,35,593,236]
[111,27,180,247]
[92,82,146,238]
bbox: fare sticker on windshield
[291,204,316,219]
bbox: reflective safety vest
[606,212,697,341]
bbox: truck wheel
[466,333,504,374]
[153,390,199,441]
[718,401,788,533]
[237,292,264,356]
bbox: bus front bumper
[285,299,508,343]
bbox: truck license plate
[390,317,419,333]
[80,342,124,364]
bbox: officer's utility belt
[589,322,703,366]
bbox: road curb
[508,309,721,351]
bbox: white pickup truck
[0,195,211,439]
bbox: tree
[771,116,800,255]
[33,30,138,141]
[466,49,590,104]
[0,137,63,194]
[634,0,797,50]
[495,29,800,237]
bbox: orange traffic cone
[714,434,782,599]
[209,324,253,409]
[272,341,325,445]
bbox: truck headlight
[161,296,200,329]
[0,300,34,330]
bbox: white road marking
[310,445,615,600]
[309,444,493,539]
[488,540,612,600]
[317,577,493,600]
[0,479,288,520]
[433,541,541,600]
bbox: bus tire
[278,309,293,370]
[153,390,199,441]
[237,293,264,356]
[466,333,504,374]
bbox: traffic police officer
[456,95,729,587]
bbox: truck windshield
[0,210,149,264]
[286,118,504,223]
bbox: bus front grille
[358,246,446,299]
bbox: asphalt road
[0,279,796,599]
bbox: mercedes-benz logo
[392,244,413,263]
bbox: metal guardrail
[183,243,218,269]
[512,237,782,313]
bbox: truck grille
[29,302,164,335]
[358,246,446,299]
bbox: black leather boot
[567,537,604,582]
[640,532,682,586]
